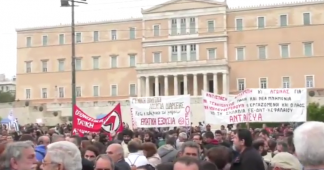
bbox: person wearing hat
[271,152,302,170]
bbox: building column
[137,76,141,97]
[145,76,150,96]
[164,75,168,96]
[222,73,227,95]
[183,74,188,94]
[174,75,178,95]
[155,76,159,96]
[213,73,218,94]
[203,73,208,92]
[193,74,198,96]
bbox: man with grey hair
[0,141,37,170]
[294,121,324,170]
[94,154,115,170]
[35,135,50,162]
[179,141,200,159]
[42,141,82,170]
[176,132,187,149]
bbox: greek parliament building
[9,0,324,125]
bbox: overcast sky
[0,0,296,78]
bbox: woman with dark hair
[83,145,100,162]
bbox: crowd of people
[0,121,321,170]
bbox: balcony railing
[136,59,228,70]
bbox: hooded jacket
[204,139,219,150]
[157,144,179,163]
[35,145,46,162]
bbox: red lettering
[206,93,227,101]
[229,113,263,123]
[270,89,289,94]
[235,89,252,98]
[158,117,175,125]
[140,118,156,125]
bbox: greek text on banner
[203,89,307,124]
[130,95,191,127]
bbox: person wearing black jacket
[230,129,265,170]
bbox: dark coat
[230,147,265,170]
[82,158,94,170]
[115,159,131,170]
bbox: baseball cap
[271,152,302,170]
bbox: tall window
[42,61,48,72]
[93,57,99,69]
[260,78,267,89]
[59,87,64,98]
[25,61,32,73]
[75,58,82,70]
[59,34,65,45]
[304,42,313,56]
[190,44,196,60]
[110,56,118,68]
[93,31,99,42]
[257,17,265,29]
[303,13,311,25]
[111,30,117,40]
[280,44,290,58]
[258,45,267,59]
[180,18,186,34]
[280,15,288,27]
[208,21,214,32]
[26,37,32,47]
[153,53,161,63]
[42,88,47,99]
[93,86,99,97]
[237,79,245,91]
[171,46,178,62]
[189,17,195,34]
[181,45,187,61]
[235,19,243,31]
[129,55,136,67]
[42,36,48,46]
[76,87,82,97]
[236,47,245,61]
[282,77,290,88]
[25,89,31,99]
[76,33,82,43]
[111,85,117,96]
[58,59,64,71]
[129,84,136,96]
[153,25,160,36]
[306,75,314,88]
[171,19,177,35]
[208,49,216,59]
[129,27,135,39]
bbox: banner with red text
[203,89,307,124]
[72,103,123,135]
[130,95,191,128]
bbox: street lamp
[60,0,87,127]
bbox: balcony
[136,59,228,70]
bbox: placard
[130,95,191,127]
[203,89,307,124]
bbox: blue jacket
[35,145,46,162]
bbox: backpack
[127,156,140,170]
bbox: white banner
[203,89,307,124]
[130,95,191,127]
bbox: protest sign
[72,103,123,135]
[130,95,191,128]
[203,88,307,124]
